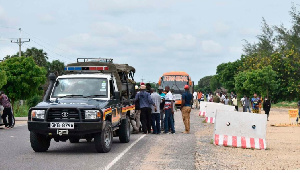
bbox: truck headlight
[31,110,45,119]
[85,110,101,119]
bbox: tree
[197,75,213,93]
[47,60,65,76]
[235,66,279,98]
[216,60,241,92]
[0,70,7,89]
[210,75,221,92]
[25,47,48,67]
[0,56,47,108]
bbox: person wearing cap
[158,86,165,131]
[164,86,175,134]
[135,84,156,134]
[180,85,193,134]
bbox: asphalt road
[0,109,203,170]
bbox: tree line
[196,5,300,103]
[0,47,65,110]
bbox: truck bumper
[28,121,104,136]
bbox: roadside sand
[195,108,300,170]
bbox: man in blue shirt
[181,85,193,134]
[135,85,156,134]
[158,86,166,131]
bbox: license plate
[50,122,74,129]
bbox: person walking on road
[135,85,156,134]
[223,96,229,105]
[181,85,192,134]
[197,91,202,108]
[150,88,161,134]
[263,97,271,121]
[193,91,197,109]
[164,86,175,134]
[245,96,251,113]
[232,95,238,111]
[158,86,165,131]
[251,93,260,114]
[0,91,13,129]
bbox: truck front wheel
[94,121,112,153]
[119,117,130,143]
[30,131,51,152]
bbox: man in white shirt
[164,86,175,134]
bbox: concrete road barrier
[213,110,267,150]
[199,102,207,117]
[205,103,228,124]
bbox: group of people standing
[208,91,272,121]
[131,83,192,135]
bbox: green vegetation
[0,70,7,89]
[0,47,65,115]
[272,101,298,109]
[197,5,300,103]
[13,101,30,117]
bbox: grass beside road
[13,102,29,117]
[272,101,298,109]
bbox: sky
[0,0,297,83]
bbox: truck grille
[47,108,83,122]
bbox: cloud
[39,14,55,24]
[88,0,179,15]
[0,46,16,58]
[214,21,231,36]
[200,40,223,55]
[239,28,260,37]
[164,34,197,51]
[0,5,15,25]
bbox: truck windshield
[51,78,108,98]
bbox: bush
[27,95,42,108]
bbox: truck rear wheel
[119,117,130,143]
[30,132,51,152]
[94,121,112,153]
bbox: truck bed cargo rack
[77,58,113,63]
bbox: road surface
[0,109,202,170]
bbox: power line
[26,39,74,62]
[22,30,86,58]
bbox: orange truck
[158,71,194,107]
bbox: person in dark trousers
[135,85,156,134]
[158,86,165,131]
[263,97,271,121]
[181,85,193,134]
[164,86,175,134]
[150,88,161,134]
[0,91,13,129]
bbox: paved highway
[0,110,202,170]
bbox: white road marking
[103,134,146,170]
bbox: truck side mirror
[114,91,121,101]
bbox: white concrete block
[214,110,267,150]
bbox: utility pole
[11,28,30,57]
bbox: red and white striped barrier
[205,117,215,124]
[199,111,206,117]
[214,134,266,150]
[214,110,267,150]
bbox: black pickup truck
[28,58,136,153]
